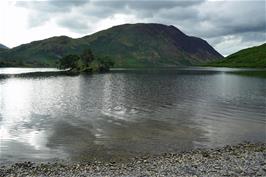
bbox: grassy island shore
[1,143,265,177]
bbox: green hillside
[206,43,266,68]
[0,23,223,67]
[0,36,81,67]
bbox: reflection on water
[0,67,60,74]
[0,67,266,164]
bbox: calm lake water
[0,67,265,164]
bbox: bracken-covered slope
[206,43,266,68]
[0,23,223,67]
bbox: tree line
[58,49,114,72]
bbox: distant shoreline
[1,142,265,176]
[1,67,266,80]
[0,70,78,79]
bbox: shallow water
[0,67,265,164]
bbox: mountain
[0,44,9,52]
[0,23,223,67]
[0,44,8,49]
[206,43,266,68]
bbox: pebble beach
[1,142,265,177]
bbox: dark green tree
[59,54,80,70]
[98,56,114,69]
[81,49,94,67]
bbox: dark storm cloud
[15,0,266,55]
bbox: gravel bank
[1,143,265,177]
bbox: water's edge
[0,142,265,176]
[0,71,77,79]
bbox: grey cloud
[16,0,90,27]
[194,1,266,37]
[240,32,266,43]
[206,31,266,56]
[27,11,51,27]
[93,0,205,10]
[57,16,89,33]
[79,3,119,18]
[16,0,206,27]
[15,0,266,56]
[60,0,206,24]
[207,32,266,48]
[16,0,88,12]
[146,5,200,25]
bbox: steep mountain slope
[0,44,9,53]
[0,23,223,67]
[0,44,8,49]
[206,43,266,68]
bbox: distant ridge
[0,43,8,49]
[0,23,223,67]
[206,43,266,68]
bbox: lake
[0,67,265,164]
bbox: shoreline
[1,142,265,176]
[1,67,266,80]
[0,71,78,79]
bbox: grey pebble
[0,143,265,177]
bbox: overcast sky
[0,0,265,56]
